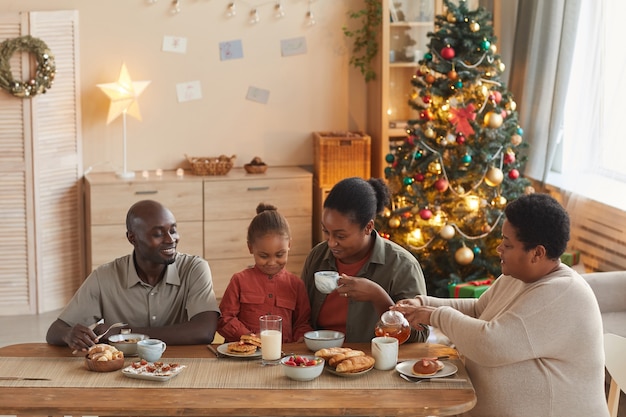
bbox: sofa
[582,271,626,338]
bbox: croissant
[328,350,365,367]
[335,355,376,373]
[314,347,352,359]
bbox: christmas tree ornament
[485,166,504,186]
[424,52,433,61]
[461,154,472,164]
[510,134,523,146]
[403,176,414,186]
[424,127,435,138]
[447,70,458,80]
[441,46,455,60]
[507,100,517,111]
[491,195,507,208]
[484,111,503,128]
[455,246,474,265]
[414,172,425,182]
[383,207,391,217]
[422,95,431,104]
[481,39,491,51]
[498,62,506,72]
[425,74,435,84]
[420,109,434,120]
[419,208,433,220]
[434,178,449,192]
[482,224,492,233]
[402,211,412,219]
[388,216,401,229]
[516,126,524,135]
[439,224,455,240]
[447,13,457,23]
[490,44,497,54]
[439,136,449,146]
[469,21,480,32]
[385,153,395,163]
[418,65,430,76]
[492,91,502,103]
[472,246,482,255]
[428,161,442,174]
[449,103,476,137]
[456,133,466,144]
[508,169,520,180]
[503,150,516,164]
[454,80,463,89]
[413,149,424,159]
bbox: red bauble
[503,151,516,164]
[434,178,449,192]
[508,169,520,179]
[493,91,502,103]
[422,95,431,104]
[414,173,425,182]
[420,109,434,120]
[402,212,412,219]
[455,133,466,144]
[441,46,455,60]
[419,208,433,220]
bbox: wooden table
[0,342,476,416]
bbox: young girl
[218,203,313,343]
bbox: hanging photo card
[219,39,244,61]
[176,81,202,103]
[280,37,307,57]
[162,36,187,54]
[246,86,270,104]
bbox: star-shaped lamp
[97,63,150,179]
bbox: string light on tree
[376,0,531,297]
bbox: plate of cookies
[217,334,262,358]
[315,347,375,377]
[395,358,458,379]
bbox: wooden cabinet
[368,0,442,178]
[85,167,313,299]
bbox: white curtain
[506,0,582,184]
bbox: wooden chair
[604,333,626,417]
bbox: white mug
[137,338,167,362]
[314,271,340,294]
[371,336,398,370]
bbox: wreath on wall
[0,35,56,98]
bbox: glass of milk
[259,315,282,366]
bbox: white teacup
[371,336,398,370]
[137,338,167,362]
[314,271,340,294]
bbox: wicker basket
[313,131,371,187]
[186,154,236,176]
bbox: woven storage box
[313,131,371,187]
[186,154,236,176]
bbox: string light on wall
[146,0,315,25]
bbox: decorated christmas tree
[376,0,533,297]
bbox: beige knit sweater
[421,264,609,417]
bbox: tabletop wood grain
[0,342,476,416]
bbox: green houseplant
[342,0,383,82]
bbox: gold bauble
[455,246,474,265]
[490,44,497,54]
[511,134,523,146]
[485,166,504,187]
[506,100,517,111]
[484,111,503,128]
[428,161,442,174]
[419,65,430,76]
[447,13,457,23]
[424,127,435,138]
[469,21,480,32]
[499,62,506,72]
[491,195,507,208]
[439,224,455,240]
[388,216,401,228]
[383,207,391,217]
[481,223,492,233]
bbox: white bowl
[304,330,345,352]
[280,355,324,381]
[314,271,340,294]
[107,333,149,356]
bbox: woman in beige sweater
[393,193,608,417]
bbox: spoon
[72,322,128,354]
[94,322,128,342]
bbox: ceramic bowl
[107,333,149,356]
[314,271,340,294]
[304,330,345,352]
[280,355,324,381]
[85,356,125,372]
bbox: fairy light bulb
[226,2,236,17]
[249,8,260,24]
[306,10,316,26]
[171,0,181,14]
[274,2,285,18]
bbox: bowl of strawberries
[280,355,324,381]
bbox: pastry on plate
[412,358,444,376]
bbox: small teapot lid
[380,310,409,326]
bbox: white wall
[3,0,367,173]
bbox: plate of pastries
[217,334,263,357]
[315,347,376,377]
[395,357,458,379]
